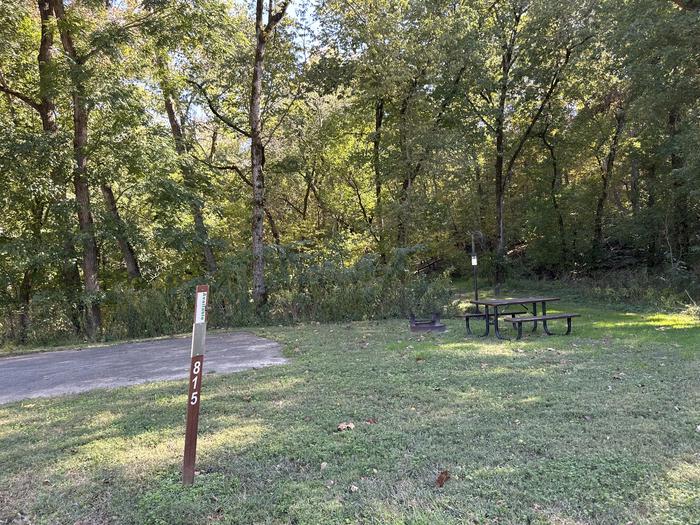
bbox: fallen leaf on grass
[696,424,700,433]
[612,372,625,380]
[349,484,359,493]
[436,470,451,488]
[337,422,355,432]
[365,418,378,424]
[320,462,328,471]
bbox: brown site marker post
[183,284,209,485]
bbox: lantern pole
[471,234,479,311]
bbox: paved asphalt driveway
[0,332,286,405]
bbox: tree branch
[0,83,40,112]
[505,47,573,179]
[194,156,252,186]
[265,0,290,34]
[348,175,380,244]
[263,83,303,147]
[281,195,304,216]
[465,95,496,133]
[186,79,251,138]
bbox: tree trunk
[630,157,640,215]
[250,19,267,308]
[74,167,101,338]
[249,0,288,309]
[473,156,486,235]
[668,109,689,260]
[644,165,661,267]
[493,26,514,292]
[395,79,422,247]
[37,0,57,133]
[16,202,44,344]
[396,98,414,247]
[52,0,102,339]
[494,112,506,290]
[373,98,384,250]
[100,183,141,279]
[542,133,567,263]
[264,207,281,245]
[17,269,34,344]
[592,108,625,261]
[161,84,218,274]
[73,136,102,339]
[10,0,58,342]
[38,0,86,333]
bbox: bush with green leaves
[1,246,453,347]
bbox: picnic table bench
[465,296,579,340]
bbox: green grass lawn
[1,298,699,524]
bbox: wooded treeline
[1,0,698,345]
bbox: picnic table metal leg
[479,307,491,337]
[493,306,509,340]
[542,301,554,335]
[565,316,573,335]
[515,321,523,340]
[531,302,538,332]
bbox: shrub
[2,246,454,347]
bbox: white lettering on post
[195,292,207,324]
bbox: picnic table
[465,296,579,340]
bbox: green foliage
[4,247,451,345]
[266,247,453,322]
[0,0,699,346]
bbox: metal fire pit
[409,313,446,333]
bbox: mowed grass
[0,299,699,524]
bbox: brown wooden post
[183,284,209,485]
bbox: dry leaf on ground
[436,470,450,488]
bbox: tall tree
[50,0,103,337]
[249,0,289,308]
[463,0,591,288]
[158,57,218,273]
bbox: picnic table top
[469,296,560,307]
